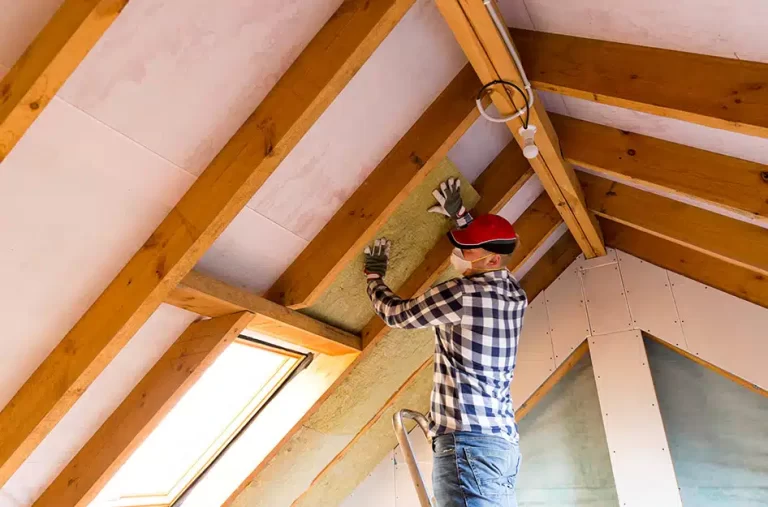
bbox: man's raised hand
[363,238,391,280]
[428,178,466,221]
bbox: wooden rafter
[580,172,768,278]
[505,192,562,271]
[552,114,768,227]
[518,232,581,303]
[0,0,415,486]
[600,219,768,310]
[34,312,253,507]
[434,0,605,259]
[513,29,768,139]
[0,0,128,161]
[166,271,362,356]
[265,65,482,308]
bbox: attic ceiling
[1,0,767,505]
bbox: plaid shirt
[366,267,527,442]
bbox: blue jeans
[432,432,521,507]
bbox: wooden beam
[519,232,581,302]
[265,65,482,308]
[580,172,768,278]
[505,192,562,270]
[552,114,768,227]
[35,311,253,507]
[434,0,605,258]
[361,141,534,348]
[166,271,361,356]
[644,333,768,400]
[600,219,768,310]
[516,339,588,420]
[0,0,414,486]
[513,29,768,139]
[0,0,127,161]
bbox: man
[363,178,527,507]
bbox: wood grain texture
[0,0,128,161]
[361,141,534,348]
[601,219,768,310]
[166,271,361,355]
[552,114,768,226]
[34,312,253,507]
[265,65,482,308]
[0,0,413,486]
[580,172,768,277]
[513,29,768,139]
[506,193,562,270]
[519,232,581,303]
[516,339,588,421]
[434,0,605,258]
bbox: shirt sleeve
[455,210,473,229]
[366,278,464,329]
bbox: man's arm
[366,278,463,329]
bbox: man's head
[448,214,517,276]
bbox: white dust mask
[450,249,473,273]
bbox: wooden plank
[519,232,581,302]
[361,141,534,348]
[434,0,605,258]
[166,271,362,356]
[516,339,587,421]
[601,219,768,310]
[34,311,253,507]
[512,29,768,140]
[265,65,482,308]
[506,192,562,270]
[0,0,414,487]
[580,172,768,278]
[644,333,768,400]
[552,114,768,226]
[0,0,128,161]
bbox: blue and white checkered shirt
[366,267,527,443]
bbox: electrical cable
[475,79,530,128]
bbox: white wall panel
[512,295,555,407]
[341,451,396,507]
[589,330,682,507]
[497,175,544,226]
[543,264,589,365]
[448,105,513,184]
[617,252,687,348]
[669,273,768,391]
[0,0,63,69]
[581,259,633,336]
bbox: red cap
[448,214,517,254]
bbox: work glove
[364,238,391,280]
[428,178,467,222]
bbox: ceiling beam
[166,271,362,356]
[0,0,127,161]
[518,232,581,302]
[33,312,253,507]
[512,29,768,139]
[434,0,605,259]
[580,172,768,278]
[552,114,768,227]
[265,65,482,309]
[505,192,562,271]
[600,218,768,310]
[0,0,414,486]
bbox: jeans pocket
[464,447,518,497]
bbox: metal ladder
[392,409,434,507]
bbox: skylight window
[90,338,303,507]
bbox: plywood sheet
[1,304,197,506]
[543,260,589,364]
[195,208,308,295]
[58,0,343,174]
[617,251,686,347]
[248,0,467,240]
[669,272,768,391]
[0,0,63,68]
[581,260,633,336]
[0,97,194,410]
[301,158,479,333]
[589,330,681,507]
[515,0,768,62]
